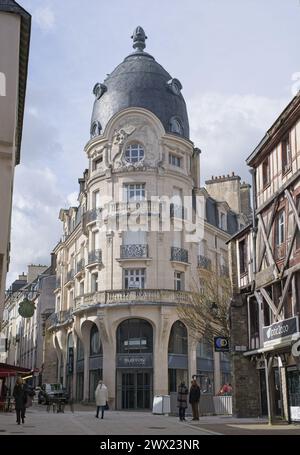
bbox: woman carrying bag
[95,380,108,419]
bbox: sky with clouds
[7,0,300,285]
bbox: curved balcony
[170,247,188,264]
[87,249,102,267]
[74,289,192,311]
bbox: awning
[0,363,31,378]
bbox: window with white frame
[124,183,146,202]
[125,143,145,163]
[92,190,101,209]
[124,269,145,289]
[91,273,98,293]
[174,271,184,291]
[275,210,285,246]
[169,153,182,167]
[92,230,100,250]
[219,211,227,231]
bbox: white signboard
[290,406,300,422]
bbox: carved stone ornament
[93,82,107,99]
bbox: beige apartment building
[0,0,31,318]
[49,27,249,409]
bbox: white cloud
[188,92,288,184]
[7,166,64,285]
[34,6,56,32]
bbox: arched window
[90,324,102,356]
[169,117,183,135]
[117,319,153,353]
[168,321,188,354]
[125,143,145,163]
[77,338,84,361]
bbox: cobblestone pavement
[1,406,300,435]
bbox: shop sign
[263,316,299,347]
[214,337,230,352]
[117,354,152,368]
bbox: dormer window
[90,121,102,138]
[219,211,227,231]
[169,117,183,135]
[125,143,145,163]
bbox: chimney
[50,253,56,275]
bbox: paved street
[1,405,300,435]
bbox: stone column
[102,340,116,408]
[83,347,89,402]
[153,337,168,396]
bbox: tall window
[174,271,184,291]
[92,190,100,209]
[239,238,247,274]
[124,184,145,202]
[79,281,84,296]
[91,273,98,293]
[262,157,270,188]
[124,269,145,289]
[296,196,300,250]
[275,210,285,246]
[219,212,226,230]
[249,299,259,349]
[168,321,188,354]
[282,135,291,174]
[125,144,144,163]
[90,324,102,356]
[92,231,100,250]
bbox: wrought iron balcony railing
[120,244,149,259]
[198,255,212,270]
[88,249,102,265]
[171,247,188,263]
[76,259,85,274]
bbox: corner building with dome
[50,27,250,409]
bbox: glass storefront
[287,367,300,421]
[116,319,153,409]
[168,321,188,393]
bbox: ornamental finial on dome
[131,26,147,52]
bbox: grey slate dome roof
[90,27,190,139]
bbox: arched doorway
[168,321,188,393]
[89,324,103,401]
[116,318,153,410]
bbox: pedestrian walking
[95,380,108,419]
[189,378,201,421]
[13,377,28,425]
[177,381,188,421]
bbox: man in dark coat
[189,379,201,420]
[13,377,28,425]
[177,381,188,421]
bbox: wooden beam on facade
[285,189,300,231]
[259,288,278,316]
[258,213,279,273]
[257,199,279,272]
[275,271,293,320]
